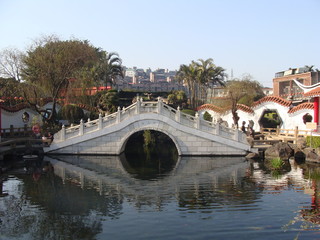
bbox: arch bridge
[45,98,250,156]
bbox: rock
[303,148,320,163]
[296,137,307,149]
[315,147,320,156]
[247,137,254,148]
[294,150,306,163]
[264,142,294,160]
[245,152,260,160]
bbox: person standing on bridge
[241,121,246,134]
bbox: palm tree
[304,65,315,72]
[195,58,226,105]
[176,63,199,109]
[94,51,124,89]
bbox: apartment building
[273,67,320,100]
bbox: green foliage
[143,130,155,147]
[260,111,281,128]
[270,157,284,170]
[181,109,196,116]
[306,168,320,180]
[225,76,265,127]
[306,136,320,148]
[59,104,84,124]
[167,90,188,108]
[98,90,119,114]
[203,111,212,121]
[176,58,226,108]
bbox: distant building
[262,87,273,96]
[273,67,320,100]
[118,66,181,92]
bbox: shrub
[270,157,284,170]
[181,109,196,116]
[59,104,84,124]
[203,111,213,122]
[306,136,320,148]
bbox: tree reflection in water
[0,169,121,240]
[3,155,320,239]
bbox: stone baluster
[116,106,121,123]
[175,106,181,122]
[215,122,220,135]
[61,125,66,141]
[195,113,200,129]
[135,98,140,114]
[79,119,84,136]
[234,128,239,141]
[98,113,102,130]
[157,97,162,114]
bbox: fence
[260,126,312,143]
[0,125,33,139]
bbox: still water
[1,154,320,240]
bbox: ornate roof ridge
[196,104,225,113]
[288,102,314,113]
[0,101,98,113]
[252,96,292,108]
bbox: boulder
[247,137,254,148]
[264,142,294,160]
[296,137,307,149]
[294,150,306,163]
[303,148,320,163]
[245,152,260,160]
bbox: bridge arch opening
[121,130,179,180]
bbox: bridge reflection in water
[47,154,250,202]
[3,153,320,239]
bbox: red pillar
[0,105,1,131]
[314,97,319,126]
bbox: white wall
[1,102,62,129]
[198,102,314,132]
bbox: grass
[270,157,284,170]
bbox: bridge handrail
[54,98,245,144]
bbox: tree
[224,75,265,128]
[203,111,213,122]
[0,77,23,106]
[167,90,188,108]
[21,35,101,123]
[195,58,226,104]
[94,51,124,88]
[98,90,119,114]
[176,59,226,109]
[59,104,85,124]
[176,63,199,109]
[0,48,24,82]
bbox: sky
[1,0,319,87]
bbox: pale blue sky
[1,0,319,87]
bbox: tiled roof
[197,96,313,114]
[0,101,97,113]
[288,102,314,113]
[304,87,320,97]
[196,103,253,114]
[236,104,254,114]
[252,96,292,108]
[0,103,30,112]
[196,104,225,113]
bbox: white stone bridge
[45,98,250,156]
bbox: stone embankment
[246,136,320,163]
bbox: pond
[1,154,320,240]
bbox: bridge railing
[54,98,246,144]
